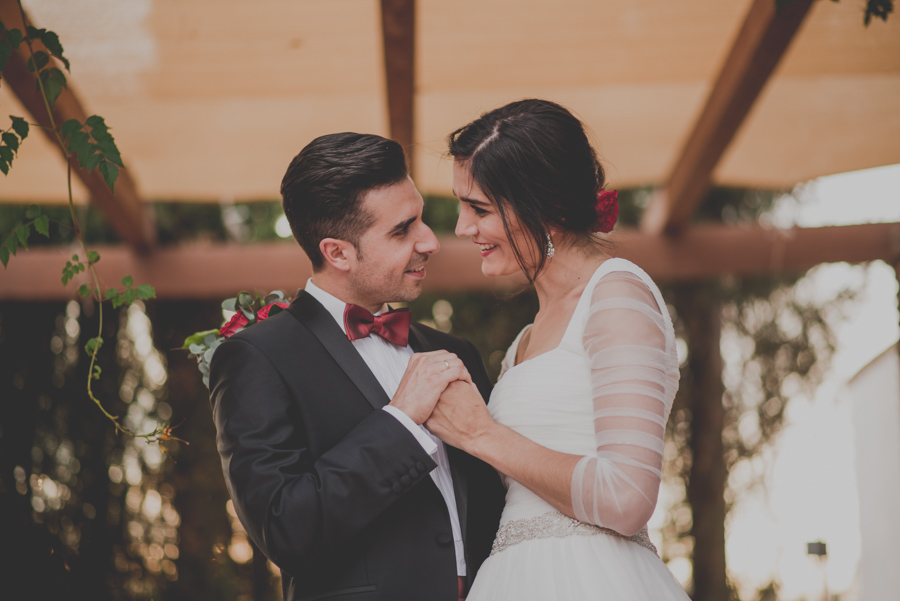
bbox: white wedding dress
[467,259,689,600]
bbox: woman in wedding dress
[424,99,690,599]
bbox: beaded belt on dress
[490,510,658,556]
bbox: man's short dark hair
[281,132,408,270]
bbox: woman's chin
[480,261,517,279]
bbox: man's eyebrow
[388,216,416,235]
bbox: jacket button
[436,533,453,545]
[416,461,426,472]
[392,482,404,494]
[400,475,411,486]
[409,467,419,478]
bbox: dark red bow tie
[343,304,412,347]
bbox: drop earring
[545,233,555,259]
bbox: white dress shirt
[304,280,467,576]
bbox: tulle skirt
[467,532,689,600]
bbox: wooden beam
[641,0,815,236]
[3,223,899,301]
[380,0,416,175]
[0,0,155,253]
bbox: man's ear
[319,238,356,272]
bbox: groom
[209,133,504,601]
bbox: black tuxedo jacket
[209,291,505,601]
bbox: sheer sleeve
[570,270,678,536]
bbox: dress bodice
[488,258,680,528]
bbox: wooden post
[675,283,729,601]
[380,0,416,175]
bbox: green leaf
[136,284,156,300]
[237,291,253,309]
[82,152,102,173]
[78,284,91,298]
[15,224,28,249]
[85,115,107,132]
[87,250,100,264]
[183,328,220,349]
[26,26,44,40]
[25,204,40,219]
[111,295,125,309]
[0,44,10,74]
[68,130,90,155]
[98,160,118,192]
[27,50,50,73]
[34,215,50,237]
[2,132,18,153]
[9,116,28,140]
[38,30,69,71]
[5,234,17,256]
[221,297,237,311]
[123,288,136,305]
[60,119,81,139]
[121,275,134,287]
[0,246,8,268]
[6,28,23,50]
[41,69,66,108]
[75,142,97,169]
[96,137,123,167]
[84,336,103,354]
[91,364,101,380]
[104,288,118,300]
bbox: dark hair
[448,99,608,284]
[281,132,408,270]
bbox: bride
[425,99,690,599]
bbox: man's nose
[416,223,440,255]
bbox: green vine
[0,2,177,449]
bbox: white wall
[848,343,900,600]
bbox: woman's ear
[319,238,356,272]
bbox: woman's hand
[389,351,471,424]
[425,380,495,452]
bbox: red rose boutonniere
[185,291,293,387]
[256,301,289,322]
[218,312,248,338]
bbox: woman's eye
[473,206,488,216]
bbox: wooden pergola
[1,2,898,597]
[0,0,898,303]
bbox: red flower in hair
[593,190,618,233]
[218,312,249,338]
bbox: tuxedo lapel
[408,322,434,353]
[286,291,390,410]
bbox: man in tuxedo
[209,133,504,601]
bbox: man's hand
[425,380,495,453]
[389,351,471,424]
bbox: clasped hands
[388,350,494,451]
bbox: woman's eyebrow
[458,196,490,208]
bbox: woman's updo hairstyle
[448,98,608,284]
